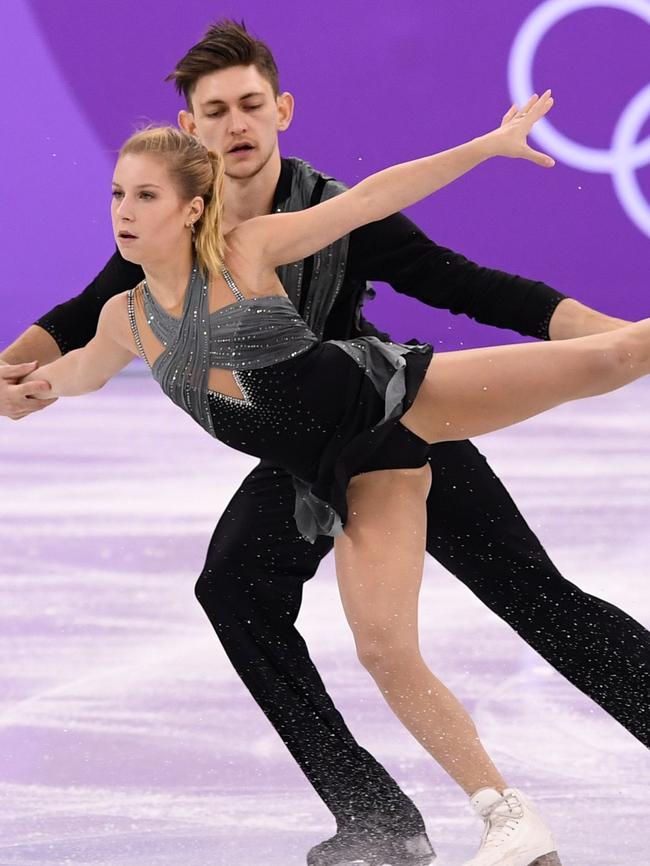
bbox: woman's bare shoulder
[100,288,135,319]
[98,288,141,346]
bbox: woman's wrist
[473,130,503,160]
[21,369,55,397]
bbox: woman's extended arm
[21,294,137,398]
[235,91,554,270]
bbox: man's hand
[0,361,57,420]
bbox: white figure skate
[461,787,561,866]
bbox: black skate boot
[307,823,435,866]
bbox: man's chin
[224,153,269,181]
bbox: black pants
[195,439,649,835]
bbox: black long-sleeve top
[36,159,566,353]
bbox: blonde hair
[119,126,226,275]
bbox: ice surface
[1,374,648,865]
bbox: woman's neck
[141,248,196,315]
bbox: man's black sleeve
[35,251,144,354]
[347,212,568,340]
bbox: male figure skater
[2,21,648,866]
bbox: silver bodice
[127,263,318,436]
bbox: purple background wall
[1,0,648,350]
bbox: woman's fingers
[521,93,539,114]
[523,145,555,167]
[527,89,553,122]
[503,90,553,129]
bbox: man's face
[179,65,293,180]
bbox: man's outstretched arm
[1,326,62,366]
[0,251,143,420]
[346,212,632,341]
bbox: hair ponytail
[194,150,226,276]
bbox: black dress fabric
[128,266,434,545]
[127,263,433,544]
[206,338,433,543]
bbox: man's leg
[195,460,426,835]
[425,440,649,747]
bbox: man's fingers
[0,378,56,418]
[0,360,38,379]
[7,396,55,420]
[502,104,518,124]
[17,380,51,399]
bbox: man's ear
[276,92,294,132]
[178,109,197,136]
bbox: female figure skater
[22,91,647,866]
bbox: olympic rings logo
[508,0,650,238]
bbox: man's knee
[194,539,308,632]
[193,535,250,619]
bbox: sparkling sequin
[127,263,318,434]
[127,260,432,542]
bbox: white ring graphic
[508,0,650,237]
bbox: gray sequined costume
[128,263,432,542]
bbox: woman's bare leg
[334,465,508,796]
[402,319,650,443]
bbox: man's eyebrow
[201,91,266,107]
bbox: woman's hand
[486,90,556,167]
[0,361,56,418]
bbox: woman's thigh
[400,332,625,444]
[334,465,431,654]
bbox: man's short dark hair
[166,20,280,108]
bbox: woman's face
[111,153,198,267]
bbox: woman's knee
[610,325,650,373]
[576,329,646,394]
[354,627,421,678]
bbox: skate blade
[382,855,436,866]
[345,853,435,866]
[341,857,435,866]
[530,853,562,866]
[378,846,436,866]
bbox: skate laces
[480,792,525,849]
